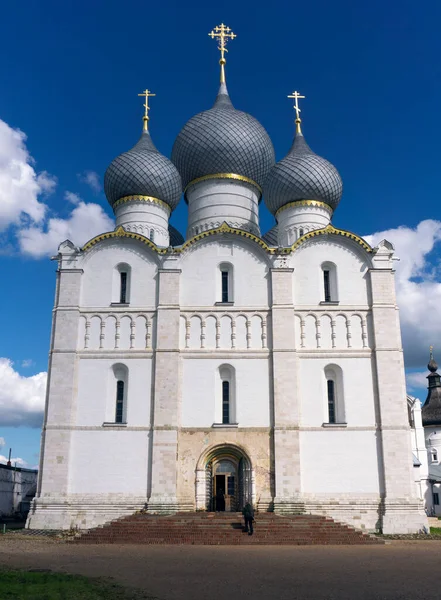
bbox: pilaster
[148,264,181,511]
[270,267,302,511]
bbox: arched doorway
[196,444,253,512]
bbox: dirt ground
[1,536,441,600]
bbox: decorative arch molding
[196,442,253,471]
[289,224,372,254]
[179,222,275,255]
[82,226,167,254]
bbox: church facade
[28,26,427,534]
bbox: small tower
[263,92,343,247]
[104,89,182,246]
[171,24,274,238]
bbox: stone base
[27,496,148,530]
[380,500,429,534]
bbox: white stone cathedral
[28,26,428,534]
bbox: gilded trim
[184,173,262,195]
[82,226,166,254]
[176,221,275,254]
[275,199,333,217]
[112,195,171,214]
[289,224,372,253]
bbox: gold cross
[288,91,305,122]
[208,23,237,83]
[138,89,156,131]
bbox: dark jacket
[242,503,254,519]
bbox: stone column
[370,241,427,533]
[270,267,302,513]
[28,242,82,529]
[148,261,181,512]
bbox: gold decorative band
[275,199,333,217]
[113,195,171,214]
[184,173,262,195]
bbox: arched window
[321,262,338,303]
[150,229,155,242]
[195,227,199,235]
[324,364,345,424]
[111,364,128,424]
[113,263,131,305]
[432,449,438,463]
[217,364,236,424]
[299,227,304,238]
[218,263,234,304]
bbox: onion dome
[263,107,343,216]
[171,82,275,194]
[104,90,182,211]
[422,349,441,427]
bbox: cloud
[406,371,429,392]
[0,455,27,467]
[365,220,441,368]
[0,119,56,231]
[78,170,101,193]
[0,437,5,449]
[21,359,35,368]
[18,201,114,258]
[0,358,46,427]
[64,191,82,205]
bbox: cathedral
[28,25,427,534]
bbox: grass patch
[0,569,155,599]
[430,527,441,535]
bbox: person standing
[242,502,254,535]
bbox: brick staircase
[73,512,383,545]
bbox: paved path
[1,537,441,599]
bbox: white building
[0,464,38,519]
[28,31,428,534]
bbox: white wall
[299,357,376,427]
[69,430,150,495]
[180,239,270,307]
[300,430,380,494]
[80,240,159,308]
[75,358,152,427]
[181,358,271,427]
[293,238,370,306]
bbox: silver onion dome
[171,83,275,191]
[104,131,182,211]
[263,130,343,216]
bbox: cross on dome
[288,91,305,134]
[208,23,237,83]
[138,88,156,131]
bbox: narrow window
[323,270,331,302]
[327,379,336,424]
[222,380,230,424]
[120,272,127,304]
[434,493,440,506]
[195,227,199,235]
[150,229,155,242]
[221,271,229,303]
[115,380,124,423]
[432,449,438,463]
[299,228,304,237]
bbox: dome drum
[115,199,171,247]
[186,177,261,238]
[276,200,332,247]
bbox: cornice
[82,226,167,254]
[184,173,262,198]
[275,199,333,218]
[112,195,171,215]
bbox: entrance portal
[199,445,253,512]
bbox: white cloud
[0,455,27,467]
[365,219,441,368]
[0,119,56,231]
[18,201,114,258]
[0,358,46,427]
[78,170,101,193]
[21,359,35,368]
[0,437,5,449]
[64,191,82,205]
[406,371,429,391]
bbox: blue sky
[0,0,440,466]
